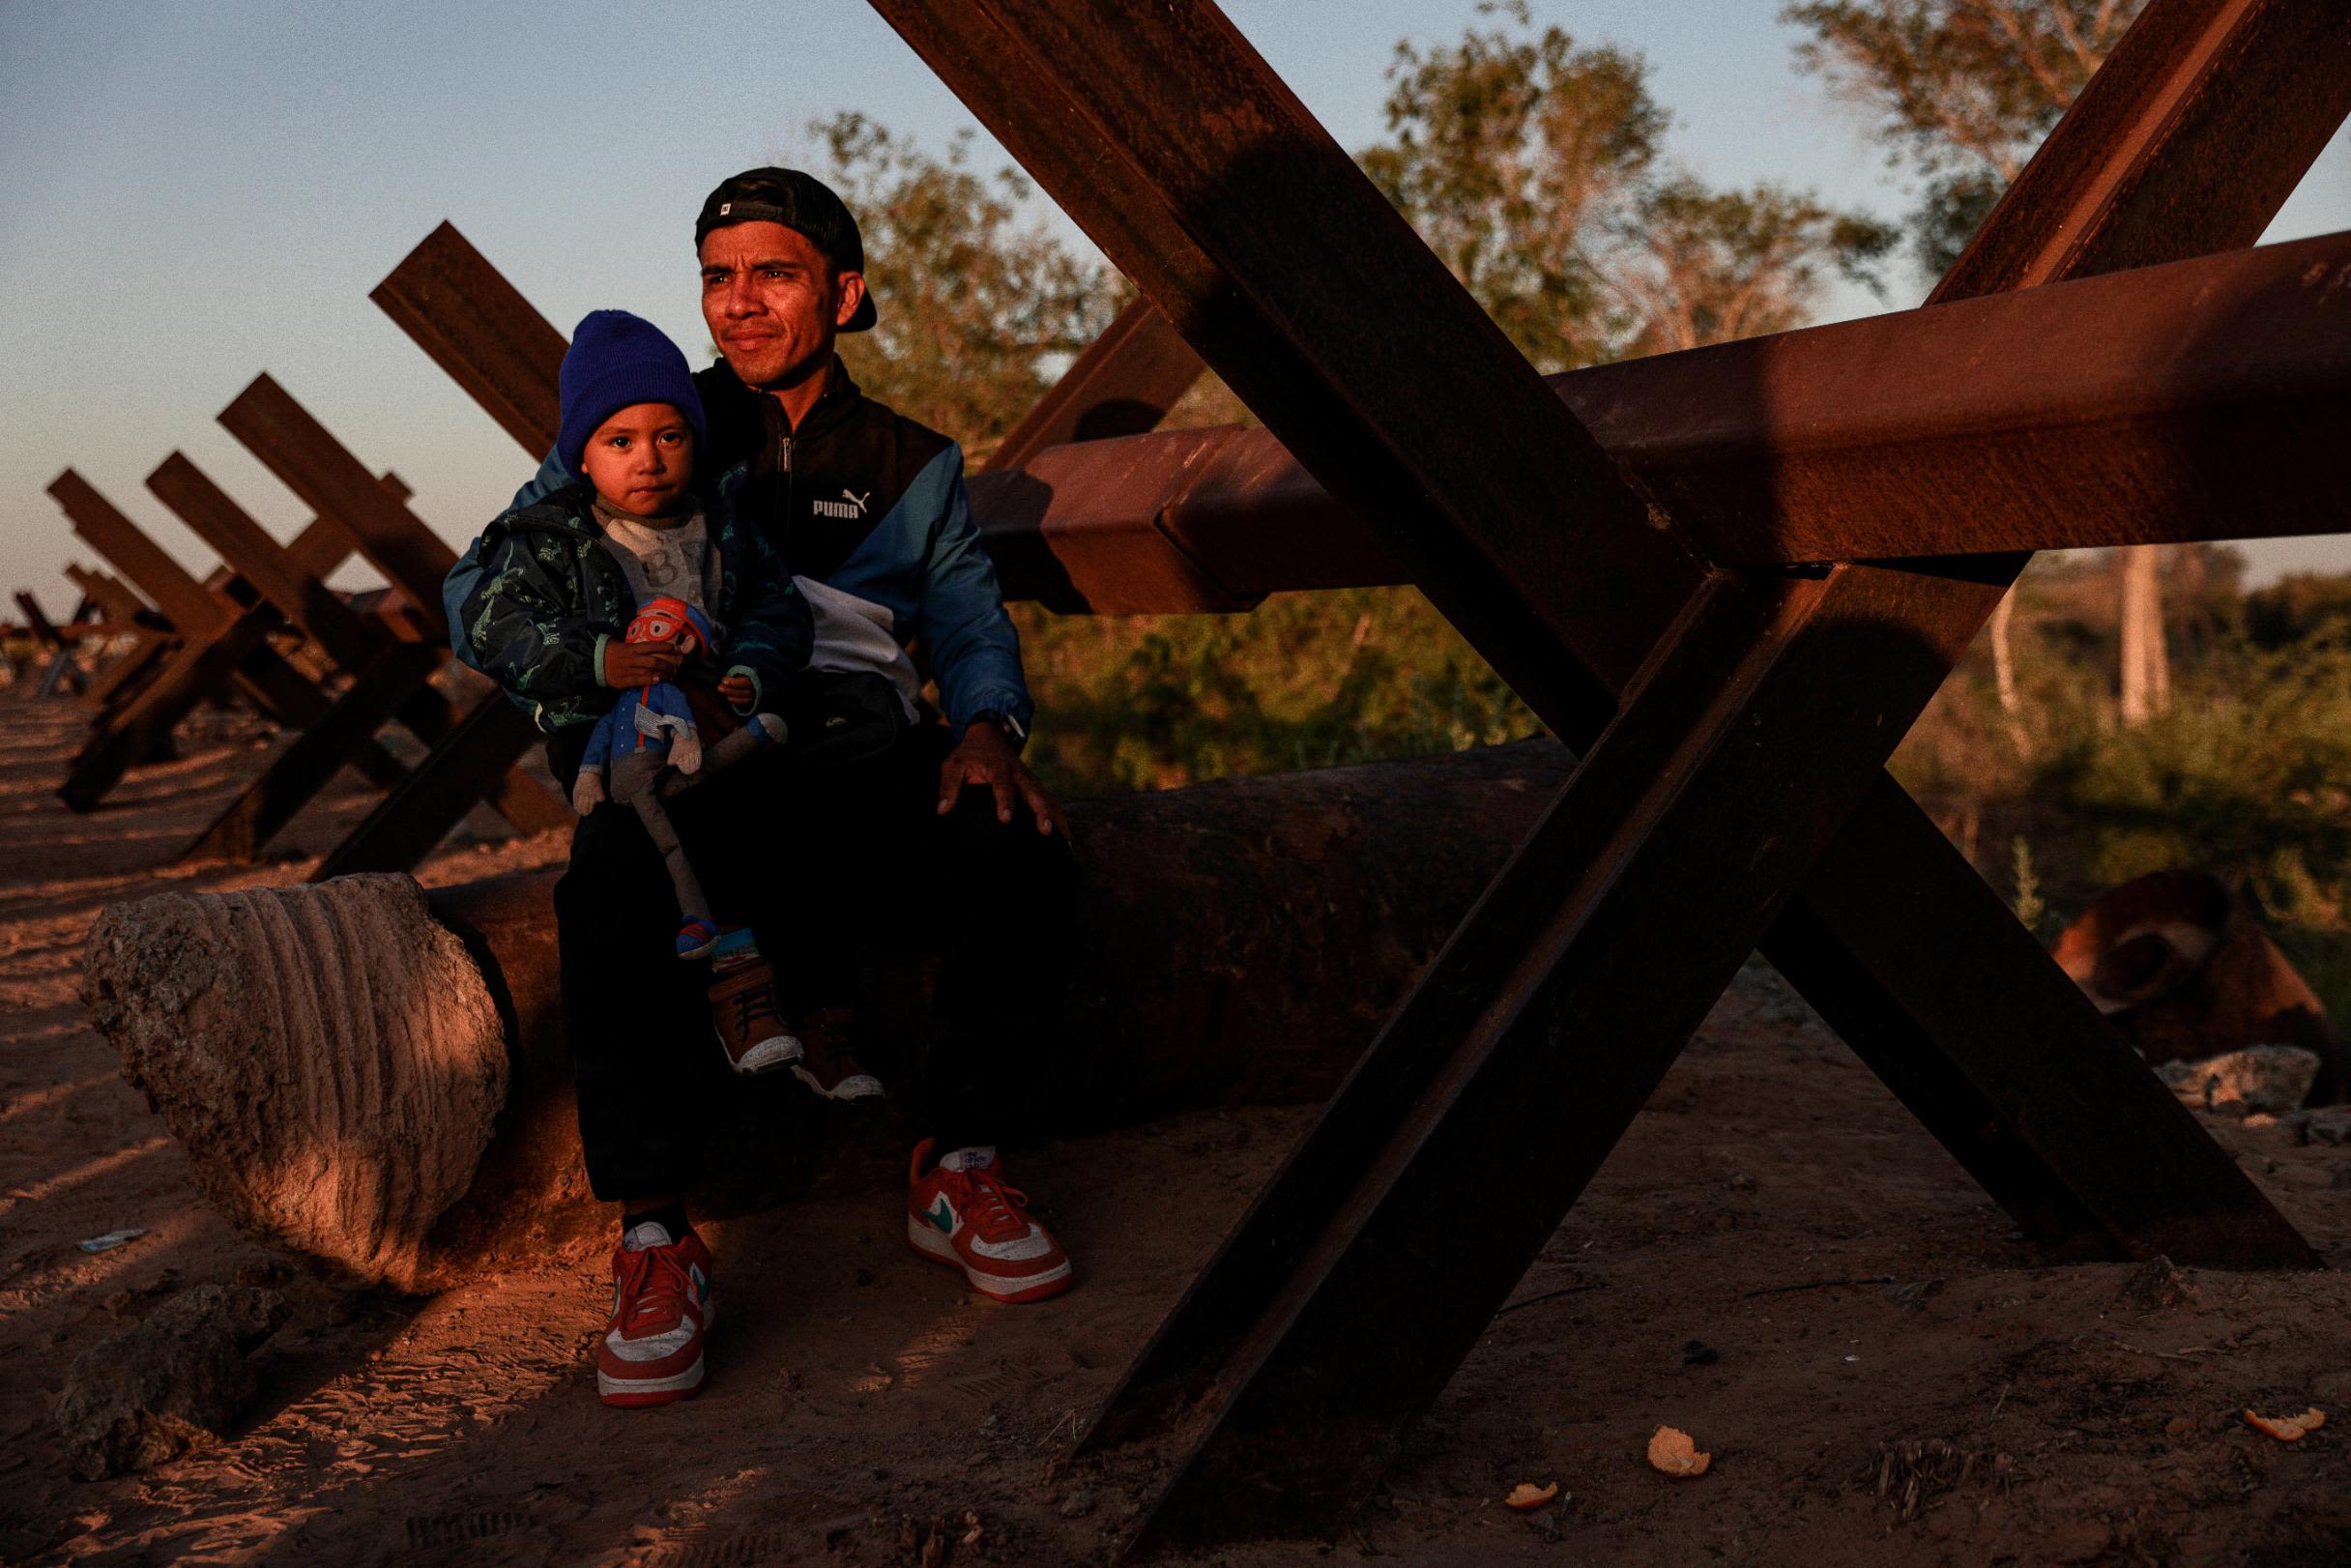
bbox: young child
[456,310,844,1081]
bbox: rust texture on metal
[856,0,2347,1550]
[147,452,566,860]
[961,227,2351,605]
[15,591,92,699]
[1753,0,2351,1289]
[219,375,459,626]
[984,294,1206,474]
[14,592,67,646]
[183,643,450,864]
[370,221,566,457]
[149,454,408,676]
[47,471,231,637]
[1932,0,2350,298]
[306,690,549,881]
[43,468,404,808]
[62,566,154,630]
[1566,227,2351,563]
[869,0,1708,736]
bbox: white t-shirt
[594,499,721,620]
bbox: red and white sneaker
[906,1140,1073,1303]
[596,1222,716,1408]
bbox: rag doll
[572,595,785,958]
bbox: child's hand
[717,673,756,708]
[605,638,683,688]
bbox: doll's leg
[658,713,785,798]
[613,751,718,960]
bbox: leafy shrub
[1013,587,1543,799]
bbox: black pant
[554,723,1079,1201]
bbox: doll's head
[625,596,714,657]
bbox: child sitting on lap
[457,310,858,1089]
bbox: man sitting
[446,169,1081,1409]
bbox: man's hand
[604,637,682,689]
[937,720,1066,835]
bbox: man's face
[579,402,695,518]
[698,221,867,389]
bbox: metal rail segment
[859,0,2348,1550]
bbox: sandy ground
[0,690,2347,1567]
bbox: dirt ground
[1,690,2347,1567]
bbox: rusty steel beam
[963,226,2351,602]
[15,592,91,699]
[209,376,571,867]
[871,1,1713,741]
[985,294,1205,474]
[863,0,2345,1550]
[186,643,451,864]
[58,566,168,713]
[76,635,170,717]
[220,375,459,625]
[307,691,550,880]
[1743,0,2351,1341]
[149,454,568,859]
[1585,227,2351,562]
[46,471,405,807]
[972,424,1280,614]
[1938,0,2347,298]
[366,219,2351,615]
[50,472,232,639]
[149,456,416,672]
[63,566,154,631]
[14,592,67,647]
[370,221,566,457]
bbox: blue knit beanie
[557,311,709,477]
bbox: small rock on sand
[53,1283,288,1480]
[2154,1045,2322,1116]
[2122,1255,2199,1311]
[2292,1105,2351,1146]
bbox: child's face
[581,402,695,517]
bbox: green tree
[1363,2,1891,368]
[1359,5,1666,370]
[811,112,1125,457]
[1785,0,2146,276]
[1609,177,1895,355]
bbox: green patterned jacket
[454,464,812,737]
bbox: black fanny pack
[777,668,910,771]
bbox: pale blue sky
[3,0,2346,607]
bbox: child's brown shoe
[710,960,801,1075]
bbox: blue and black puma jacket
[451,461,812,760]
[445,357,1034,743]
